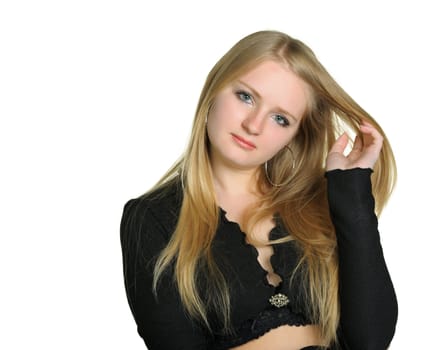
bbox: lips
[231,133,256,150]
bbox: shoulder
[121,178,183,242]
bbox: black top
[120,168,397,350]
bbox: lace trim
[213,305,311,349]
[219,207,285,289]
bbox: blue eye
[236,90,253,104]
[272,114,290,127]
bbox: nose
[241,110,265,135]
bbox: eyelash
[235,90,290,127]
[235,90,253,104]
[272,114,290,127]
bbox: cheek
[206,108,226,145]
[266,128,298,154]
[207,109,222,133]
[208,100,236,129]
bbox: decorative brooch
[269,293,290,308]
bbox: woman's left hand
[326,121,384,171]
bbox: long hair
[151,30,397,345]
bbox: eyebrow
[236,80,298,122]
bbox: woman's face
[207,60,309,172]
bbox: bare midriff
[229,324,325,350]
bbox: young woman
[120,30,398,350]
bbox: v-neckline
[219,207,284,289]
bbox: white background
[1,0,429,349]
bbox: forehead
[233,60,310,119]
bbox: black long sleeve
[120,169,397,350]
[120,194,209,350]
[326,168,398,350]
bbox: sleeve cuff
[325,167,376,227]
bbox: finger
[360,119,374,127]
[359,120,382,145]
[346,135,363,163]
[329,132,349,155]
[351,134,363,152]
[360,124,384,149]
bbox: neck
[211,162,260,197]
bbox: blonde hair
[151,30,396,345]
